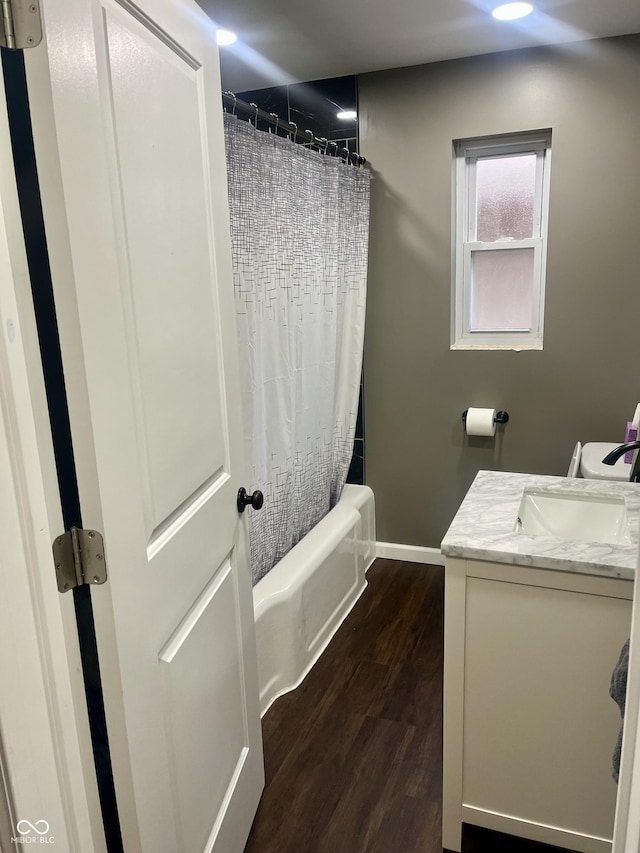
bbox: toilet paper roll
[465,407,496,437]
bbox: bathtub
[253,484,376,715]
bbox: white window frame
[452,131,552,350]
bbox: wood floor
[244,559,569,853]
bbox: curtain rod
[222,91,366,167]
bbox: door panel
[29,0,264,849]
[104,8,228,538]
[160,561,248,853]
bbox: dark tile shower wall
[236,76,358,154]
[234,76,366,486]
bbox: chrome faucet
[602,441,640,482]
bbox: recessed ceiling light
[216,29,238,47]
[492,2,534,21]
[336,110,357,121]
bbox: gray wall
[359,34,640,548]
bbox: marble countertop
[440,470,640,580]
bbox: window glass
[475,153,537,241]
[470,248,535,331]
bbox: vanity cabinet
[442,558,633,853]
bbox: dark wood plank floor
[244,559,570,853]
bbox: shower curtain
[223,113,371,585]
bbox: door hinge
[0,0,42,50]
[53,528,108,593]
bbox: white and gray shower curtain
[223,113,371,585]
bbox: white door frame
[0,50,105,852]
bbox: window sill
[450,343,543,352]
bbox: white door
[24,0,264,850]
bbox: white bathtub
[253,484,376,715]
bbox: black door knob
[237,487,264,513]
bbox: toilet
[579,442,631,482]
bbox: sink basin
[515,489,632,545]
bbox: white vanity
[441,471,640,853]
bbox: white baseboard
[461,805,612,853]
[375,541,445,566]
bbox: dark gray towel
[610,639,630,783]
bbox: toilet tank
[580,442,631,481]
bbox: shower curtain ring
[288,121,297,143]
[319,137,328,155]
[304,129,314,146]
[250,102,259,128]
[269,112,279,135]
[223,91,236,115]
[328,141,338,157]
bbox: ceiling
[198,0,640,93]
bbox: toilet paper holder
[462,409,510,426]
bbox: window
[452,131,551,350]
